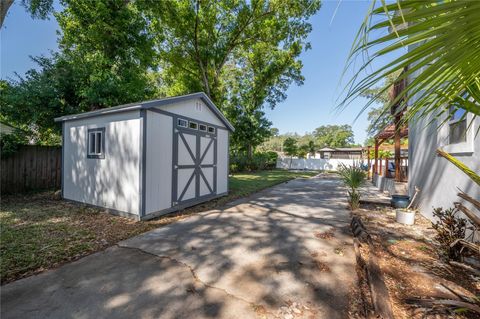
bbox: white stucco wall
[216,128,229,194]
[409,113,480,222]
[63,111,141,216]
[145,111,173,214]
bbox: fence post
[384,158,389,177]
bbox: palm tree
[340,0,480,122]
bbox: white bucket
[396,209,415,225]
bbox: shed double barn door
[173,126,216,205]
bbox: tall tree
[56,0,158,111]
[142,0,320,154]
[283,137,298,169]
[313,124,354,147]
[2,0,160,144]
[360,71,402,140]
[1,54,80,143]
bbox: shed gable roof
[54,92,234,132]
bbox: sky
[1,0,386,145]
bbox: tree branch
[457,190,480,211]
[193,0,211,97]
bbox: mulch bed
[349,205,480,319]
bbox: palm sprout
[338,164,366,210]
[340,0,480,124]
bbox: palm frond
[340,0,480,124]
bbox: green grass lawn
[229,170,318,197]
[0,169,318,283]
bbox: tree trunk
[0,0,14,28]
[247,144,253,160]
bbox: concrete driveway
[1,174,355,319]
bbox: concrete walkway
[1,174,355,319]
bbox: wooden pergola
[367,71,409,182]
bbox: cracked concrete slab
[1,174,355,319]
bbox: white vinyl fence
[276,157,364,171]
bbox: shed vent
[195,102,202,112]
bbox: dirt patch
[352,206,480,319]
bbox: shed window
[199,124,207,131]
[207,126,215,134]
[189,121,198,130]
[87,128,105,159]
[449,106,467,144]
[177,118,188,128]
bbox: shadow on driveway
[1,174,355,319]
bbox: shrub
[229,151,278,173]
[431,206,467,260]
[0,130,28,158]
[337,164,366,210]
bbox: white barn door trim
[172,117,217,206]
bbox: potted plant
[395,187,420,225]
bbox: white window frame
[188,121,198,130]
[207,126,215,134]
[177,118,188,128]
[448,106,467,145]
[199,124,207,132]
[87,128,105,159]
[439,110,476,155]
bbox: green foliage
[307,140,317,157]
[341,0,480,126]
[1,57,78,142]
[283,137,298,157]
[368,149,393,159]
[2,0,159,145]
[142,0,320,154]
[230,151,278,173]
[227,108,272,156]
[1,0,53,28]
[4,0,320,153]
[21,0,54,19]
[0,130,29,158]
[360,71,402,138]
[56,0,158,110]
[270,128,279,137]
[297,144,309,159]
[313,124,354,148]
[337,164,366,210]
[431,207,467,260]
[260,125,356,154]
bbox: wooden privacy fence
[1,146,61,194]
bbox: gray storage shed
[55,92,234,220]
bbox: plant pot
[396,209,415,225]
[390,195,410,208]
